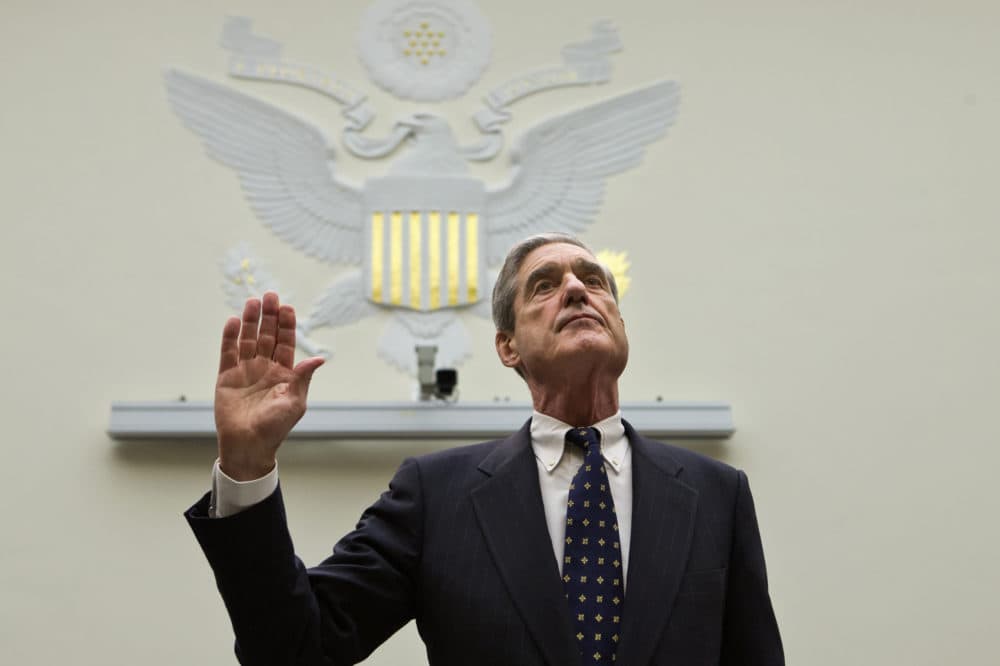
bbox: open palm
[215,292,324,480]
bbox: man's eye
[586,276,604,287]
[536,281,554,292]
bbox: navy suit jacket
[187,420,783,665]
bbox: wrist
[217,443,276,482]
[218,458,276,482]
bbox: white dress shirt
[210,411,633,585]
[529,410,632,588]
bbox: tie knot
[566,427,601,454]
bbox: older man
[187,233,784,665]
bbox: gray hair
[491,232,619,333]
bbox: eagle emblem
[164,8,678,375]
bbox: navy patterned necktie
[562,427,624,663]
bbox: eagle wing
[485,81,679,264]
[164,68,363,265]
[305,270,379,331]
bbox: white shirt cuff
[209,458,278,518]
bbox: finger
[273,304,298,369]
[290,356,325,398]
[238,297,261,360]
[256,291,280,360]
[219,316,241,374]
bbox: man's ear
[495,330,520,368]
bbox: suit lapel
[614,422,699,666]
[470,422,579,666]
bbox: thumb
[291,356,325,395]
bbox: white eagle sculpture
[165,69,678,374]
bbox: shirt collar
[530,409,628,473]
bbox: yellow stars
[613,596,621,606]
[568,500,575,508]
[578,594,587,603]
[599,520,606,528]
[594,633,602,641]
[401,23,447,63]
[563,574,571,583]
[569,483,575,491]
[612,559,621,569]
[580,556,589,565]
[566,536,573,545]
[582,538,589,545]
[597,557,605,565]
[612,523,619,532]
[613,615,620,624]
[596,576,605,585]
[613,541,620,550]
[600,484,606,492]
[613,579,620,587]
[565,556,572,564]
[585,464,592,472]
[567,518,574,526]
[584,481,592,490]
[584,501,591,508]
[598,538,606,547]
[596,595,604,603]
[612,633,620,643]
[578,613,585,622]
[599,501,607,510]
[580,575,588,583]
[582,518,590,527]
[593,652,602,661]
[577,632,585,641]
[595,613,604,622]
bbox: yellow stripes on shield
[428,212,441,309]
[409,211,422,308]
[370,210,479,310]
[389,212,403,305]
[466,214,479,302]
[447,212,460,306]
[371,212,384,302]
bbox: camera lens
[435,369,458,396]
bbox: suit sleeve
[185,458,424,666]
[720,470,785,665]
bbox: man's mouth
[559,313,603,330]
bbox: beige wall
[2,0,998,663]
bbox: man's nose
[562,273,588,304]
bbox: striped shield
[363,176,486,311]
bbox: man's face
[496,242,628,381]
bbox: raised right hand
[215,292,324,481]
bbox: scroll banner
[475,20,622,131]
[220,17,411,158]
